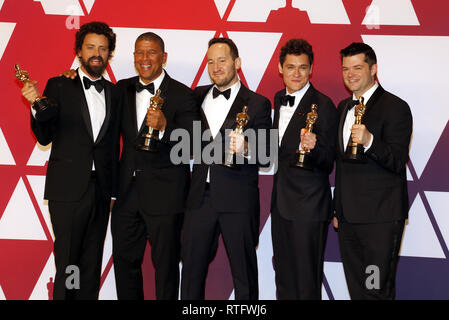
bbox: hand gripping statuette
[15,64,57,122]
[292,103,318,170]
[344,96,367,163]
[137,89,164,152]
[223,105,249,169]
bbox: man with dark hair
[180,37,272,300]
[111,32,200,300]
[333,42,412,299]
[20,21,121,300]
[271,38,338,299]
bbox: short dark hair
[135,32,165,53]
[75,21,116,57]
[279,39,314,66]
[208,37,239,60]
[340,42,377,67]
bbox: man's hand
[229,131,247,155]
[21,80,41,105]
[333,217,338,229]
[350,124,372,147]
[59,69,77,79]
[300,129,317,150]
[146,108,167,131]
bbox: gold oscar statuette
[344,96,367,163]
[292,103,318,170]
[15,64,57,122]
[137,89,164,152]
[223,105,250,169]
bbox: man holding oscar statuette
[333,42,412,299]
[270,39,338,299]
[112,32,200,300]
[180,37,272,300]
[19,21,121,300]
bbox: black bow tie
[212,87,231,100]
[83,77,104,93]
[136,82,155,94]
[280,94,295,107]
[347,99,360,110]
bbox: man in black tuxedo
[20,22,121,300]
[333,42,412,299]
[270,39,338,299]
[112,32,200,300]
[180,37,272,300]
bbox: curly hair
[279,39,314,66]
[75,21,116,57]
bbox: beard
[80,55,107,78]
[211,68,237,89]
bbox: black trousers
[49,174,109,300]
[271,208,329,300]
[338,219,405,300]
[111,180,183,300]
[181,188,259,300]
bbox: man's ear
[235,57,242,70]
[370,63,378,78]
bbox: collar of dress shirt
[352,81,379,105]
[78,67,102,85]
[284,82,310,109]
[209,80,241,102]
[138,69,165,92]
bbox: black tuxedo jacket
[270,84,338,222]
[334,85,413,223]
[115,73,200,214]
[31,71,121,202]
[186,83,272,213]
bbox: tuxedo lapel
[279,85,314,149]
[363,85,385,119]
[273,94,281,130]
[95,79,112,144]
[126,79,139,136]
[197,85,213,133]
[75,71,94,142]
[337,98,352,154]
[219,85,248,135]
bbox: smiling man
[333,42,413,299]
[111,32,200,300]
[20,22,121,300]
[270,38,338,299]
[180,37,272,300]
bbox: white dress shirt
[136,70,165,138]
[201,80,241,182]
[77,68,108,171]
[342,81,378,151]
[278,82,310,148]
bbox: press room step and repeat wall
[1,0,448,299]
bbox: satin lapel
[219,85,248,135]
[338,98,352,154]
[273,94,281,130]
[95,79,111,144]
[362,85,385,120]
[75,71,94,142]
[127,79,139,136]
[280,85,314,149]
[198,85,213,132]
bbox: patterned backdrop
[0,0,448,300]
